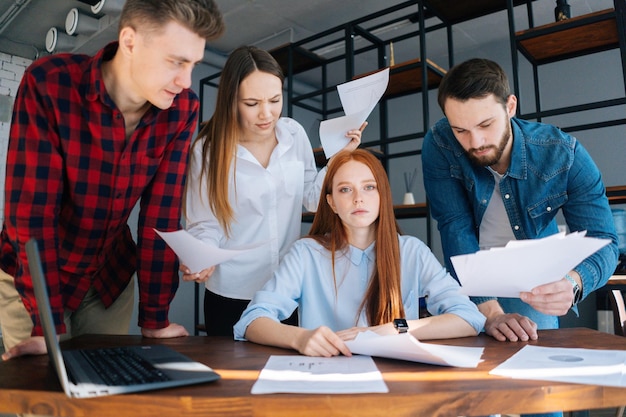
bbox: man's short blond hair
[119,0,224,41]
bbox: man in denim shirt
[422,58,618,344]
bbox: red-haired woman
[234,149,485,356]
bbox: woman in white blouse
[234,149,485,356]
[184,46,364,336]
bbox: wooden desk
[1,328,625,417]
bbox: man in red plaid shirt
[0,0,224,360]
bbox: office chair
[608,289,626,417]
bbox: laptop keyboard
[80,347,171,386]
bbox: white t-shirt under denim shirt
[185,117,325,300]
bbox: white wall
[0,52,31,224]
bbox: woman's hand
[293,326,352,357]
[342,121,367,152]
[180,264,216,283]
[336,322,396,341]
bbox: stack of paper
[251,355,388,394]
[451,231,611,298]
[344,331,484,368]
[490,345,626,387]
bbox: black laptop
[25,238,220,398]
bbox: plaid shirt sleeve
[135,99,199,330]
[4,61,67,334]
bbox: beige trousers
[0,268,134,351]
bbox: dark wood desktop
[1,328,625,416]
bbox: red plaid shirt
[1,42,197,336]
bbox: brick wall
[0,52,32,223]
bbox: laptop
[25,238,220,398]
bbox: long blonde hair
[186,46,284,236]
[308,149,405,325]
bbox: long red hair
[308,149,405,325]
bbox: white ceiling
[0,0,611,74]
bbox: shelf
[302,202,428,223]
[312,147,384,168]
[355,59,447,99]
[607,185,626,205]
[516,8,619,65]
[424,0,536,24]
[269,43,325,76]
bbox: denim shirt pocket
[527,192,568,235]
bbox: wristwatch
[393,318,408,333]
[565,273,582,306]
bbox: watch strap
[564,273,582,305]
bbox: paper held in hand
[451,231,611,298]
[319,67,389,159]
[154,229,262,273]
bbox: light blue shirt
[234,235,486,339]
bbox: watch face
[394,318,408,333]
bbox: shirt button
[504,194,510,199]
[514,225,520,230]
[482,200,487,204]
[546,206,552,212]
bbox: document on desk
[452,231,611,298]
[344,331,484,368]
[490,345,626,387]
[154,229,260,273]
[251,355,388,394]
[319,67,389,159]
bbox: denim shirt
[422,117,618,327]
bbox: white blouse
[185,117,326,299]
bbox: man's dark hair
[437,58,511,112]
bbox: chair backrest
[609,289,626,337]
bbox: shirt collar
[507,118,528,180]
[84,41,118,107]
[347,241,376,266]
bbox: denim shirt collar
[507,118,528,181]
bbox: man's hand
[142,323,189,338]
[479,299,538,342]
[1,336,47,361]
[520,276,578,316]
[484,312,538,342]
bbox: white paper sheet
[451,231,611,298]
[489,345,626,387]
[344,331,484,368]
[154,229,260,273]
[319,68,389,159]
[251,355,388,394]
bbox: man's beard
[466,122,511,167]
